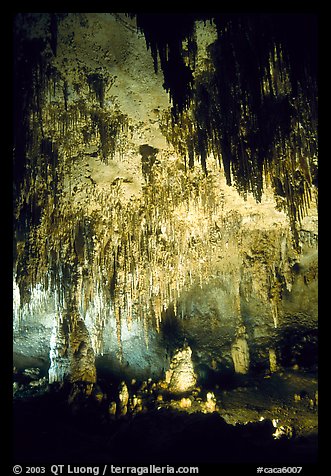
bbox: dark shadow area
[13,382,317,465]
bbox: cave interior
[12,12,318,467]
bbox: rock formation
[118,381,129,415]
[231,326,250,374]
[12,13,317,390]
[164,344,197,393]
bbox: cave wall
[13,13,318,383]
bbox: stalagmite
[202,392,217,413]
[269,348,278,373]
[49,319,70,384]
[118,381,129,415]
[108,401,117,416]
[49,312,97,385]
[69,317,97,384]
[179,397,192,409]
[231,327,250,375]
[164,344,197,393]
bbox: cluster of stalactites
[14,153,304,355]
[13,32,129,324]
[133,13,198,116]
[15,158,227,350]
[75,162,227,349]
[13,14,317,354]
[136,13,317,244]
[12,22,231,348]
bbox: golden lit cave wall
[13,13,318,382]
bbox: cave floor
[214,370,318,438]
[12,369,318,465]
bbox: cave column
[231,272,250,375]
[49,309,97,386]
[49,313,70,384]
[48,265,96,386]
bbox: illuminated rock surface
[164,344,197,393]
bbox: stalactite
[133,13,198,117]
[86,72,108,108]
[144,14,317,244]
[90,108,128,164]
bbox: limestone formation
[269,348,278,373]
[179,397,192,410]
[11,14,318,465]
[49,320,71,384]
[49,315,96,385]
[165,344,197,393]
[108,401,117,416]
[272,423,294,440]
[69,318,97,384]
[231,327,250,374]
[28,377,47,388]
[118,381,129,415]
[13,13,317,386]
[202,392,217,413]
[23,368,41,380]
[93,385,104,403]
